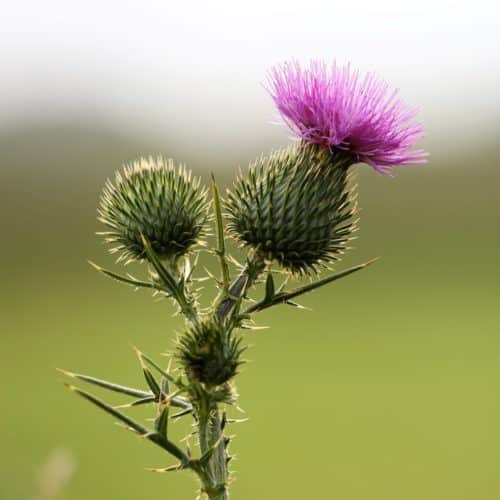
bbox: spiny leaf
[88,261,160,291]
[155,405,170,439]
[133,347,166,399]
[64,383,148,435]
[64,384,190,466]
[161,377,170,396]
[133,346,186,392]
[245,258,379,314]
[114,396,156,409]
[171,407,194,419]
[143,368,162,398]
[264,272,275,302]
[57,368,151,399]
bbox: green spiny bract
[98,157,209,262]
[225,142,357,274]
[177,320,244,387]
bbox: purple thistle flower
[266,60,428,174]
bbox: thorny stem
[211,174,231,296]
[195,397,228,499]
[216,251,266,320]
[195,251,266,499]
[208,410,228,499]
[165,257,199,325]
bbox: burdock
[61,60,427,499]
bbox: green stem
[208,409,228,499]
[197,401,228,499]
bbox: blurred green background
[1,121,499,500]
[2,1,500,499]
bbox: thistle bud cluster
[63,60,427,500]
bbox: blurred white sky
[1,0,499,151]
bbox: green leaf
[57,368,151,399]
[114,396,156,409]
[88,261,160,291]
[64,383,149,435]
[264,272,275,302]
[65,383,190,464]
[154,405,169,439]
[134,347,185,391]
[171,407,193,419]
[245,258,379,314]
[143,368,161,398]
[161,377,170,396]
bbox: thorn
[138,431,156,441]
[130,344,146,368]
[87,260,102,271]
[114,403,134,409]
[56,367,76,378]
[145,464,184,473]
[114,422,141,435]
[226,418,249,424]
[363,256,380,267]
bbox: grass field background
[1,123,499,499]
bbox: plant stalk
[209,408,229,499]
[197,400,229,499]
[216,252,265,320]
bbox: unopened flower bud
[177,320,243,387]
[226,143,357,274]
[98,157,209,262]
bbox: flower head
[226,143,357,274]
[98,157,209,262]
[266,60,427,174]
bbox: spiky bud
[177,321,244,387]
[98,157,209,262]
[225,143,357,274]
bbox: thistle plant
[60,60,426,499]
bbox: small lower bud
[177,321,243,387]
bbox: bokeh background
[2,1,499,499]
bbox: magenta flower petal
[266,60,428,174]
